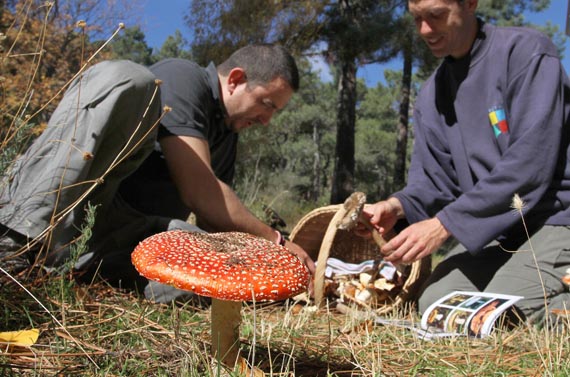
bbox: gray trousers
[0,60,199,303]
[418,225,570,325]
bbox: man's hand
[380,217,451,264]
[283,240,315,296]
[284,240,316,275]
[355,197,402,239]
[356,197,451,264]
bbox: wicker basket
[290,204,431,314]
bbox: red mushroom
[131,230,310,370]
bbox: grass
[0,273,568,376]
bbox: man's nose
[260,110,275,126]
[419,20,434,36]
[260,116,271,126]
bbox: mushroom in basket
[338,192,403,278]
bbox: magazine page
[420,291,523,338]
[373,317,456,340]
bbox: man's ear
[465,0,478,13]
[226,68,247,94]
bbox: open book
[375,291,523,339]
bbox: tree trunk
[566,0,570,36]
[311,120,321,202]
[393,47,412,191]
[330,58,356,204]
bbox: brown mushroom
[131,230,310,371]
[338,192,402,285]
[338,191,388,247]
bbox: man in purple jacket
[363,0,570,324]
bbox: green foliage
[354,118,396,198]
[0,118,35,176]
[50,202,98,307]
[322,0,401,64]
[153,30,192,61]
[476,0,566,57]
[354,81,401,201]
[65,202,98,273]
[477,0,550,25]
[357,82,399,132]
[186,0,327,64]
[110,27,192,65]
[109,26,154,65]
[540,22,568,59]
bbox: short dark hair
[217,44,300,92]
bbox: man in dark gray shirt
[119,59,238,220]
[0,44,315,302]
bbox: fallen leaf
[0,329,40,347]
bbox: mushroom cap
[132,230,310,302]
[337,191,366,230]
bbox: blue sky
[140,0,189,48]
[139,0,570,87]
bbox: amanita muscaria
[131,230,310,369]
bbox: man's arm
[160,134,315,273]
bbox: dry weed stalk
[510,193,553,372]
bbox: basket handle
[313,205,348,307]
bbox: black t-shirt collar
[205,62,232,131]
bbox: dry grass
[0,269,568,376]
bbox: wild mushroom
[131,230,310,370]
[337,192,403,297]
[338,191,388,248]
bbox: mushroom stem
[211,298,242,368]
[356,215,406,284]
[357,217,388,282]
[357,213,387,248]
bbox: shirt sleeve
[152,60,210,140]
[392,102,463,224]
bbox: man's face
[224,75,293,133]
[409,0,477,59]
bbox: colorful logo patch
[488,107,509,138]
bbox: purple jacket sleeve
[392,106,463,223]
